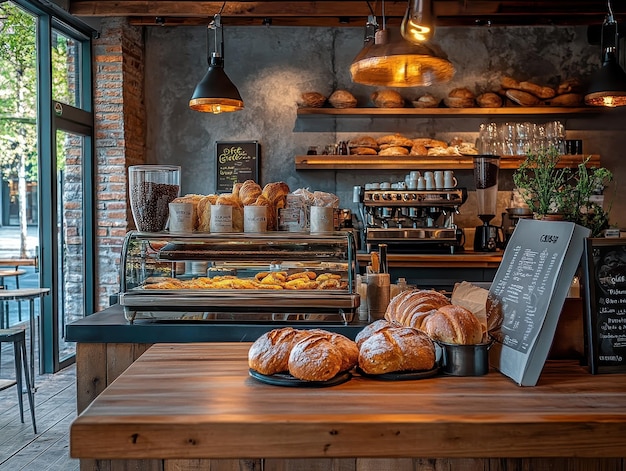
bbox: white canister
[310,206,335,233]
[210,205,233,233]
[244,205,268,232]
[168,202,194,233]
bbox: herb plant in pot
[512,145,613,236]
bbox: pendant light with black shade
[189,13,244,114]
[584,0,626,107]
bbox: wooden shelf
[296,107,603,117]
[295,154,601,170]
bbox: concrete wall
[144,24,626,233]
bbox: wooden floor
[0,335,78,470]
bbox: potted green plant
[513,145,613,236]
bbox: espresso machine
[473,155,503,252]
[354,183,467,254]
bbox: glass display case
[119,231,359,324]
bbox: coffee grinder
[473,155,502,252]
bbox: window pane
[52,29,81,107]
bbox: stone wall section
[93,17,145,310]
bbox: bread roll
[358,324,436,374]
[476,92,503,108]
[248,327,309,375]
[349,135,379,149]
[329,89,357,109]
[351,147,378,155]
[410,143,428,156]
[500,76,520,90]
[544,93,583,107]
[377,133,413,146]
[371,90,404,108]
[300,91,326,108]
[505,89,541,106]
[519,81,555,99]
[379,146,409,156]
[412,93,439,108]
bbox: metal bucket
[438,340,492,376]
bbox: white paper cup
[210,204,233,233]
[168,202,194,233]
[310,206,334,233]
[244,205,268,232]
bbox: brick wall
[93,17,145,310]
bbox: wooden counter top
[70,342,626,461]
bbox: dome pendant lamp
[584,0,626,107]
[350,1,454,87]
[189,14,244,113]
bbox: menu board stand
[488,219,590,386]
[583,238,626,374]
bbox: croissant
[239,180,263,206]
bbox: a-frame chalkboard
[215,141,260,193]
[583,238,626,374]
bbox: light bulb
[401,0,433,44]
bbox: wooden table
[0,288,50,389]
[70,343,626,471]
[0,258,37,269]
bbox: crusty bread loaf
[377,133,413,147]
[215,193,244,231]
[248,328,358,381]
[412,93,439,108]
[262,181,290,231]
[357,321,436,374]
[385,289,484,345]
[379,146,409,156]
[248,327,309,375]
[421,304,484,345]
[519,81,555,99]
[505,89,541,106]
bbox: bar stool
[0,269,26,324]
[0,328,37,433]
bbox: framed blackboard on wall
[583,238,626,374]
[215,141,260,193]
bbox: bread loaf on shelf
[356,320,436,374]
[385,289,484,345]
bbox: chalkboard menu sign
[215,141,260,193]
[583,238,626,374]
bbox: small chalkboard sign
[215,141,260,193]
[583,238,626,374]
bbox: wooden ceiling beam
[69,1,620,27]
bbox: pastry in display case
[119,230,359,324]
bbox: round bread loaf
[385,289,484,345]
[248,327,309,375]
[357,322,436,375]
[288,333,343,381]
[248,328,358,381]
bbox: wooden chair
[0,328,37,433]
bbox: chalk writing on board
[215,141,259,193]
